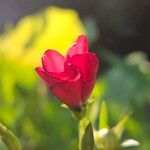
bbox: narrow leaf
[81,122,94,150]
[99,100,108,129]
[113,113,131,139]
[121,139,140,147]
[0,123,21,150]
[79,118,89,150]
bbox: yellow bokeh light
[0,6,86,67]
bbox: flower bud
[94,128,119,150]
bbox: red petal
[70,53,99,81]
[51,74,83,108]
[81,79,96,102]
[35,67,50,84]
[67,35,89,57]
[64,58,79,80]
[42,50,65,73]
[35,67,65,86]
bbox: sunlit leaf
[79,118,89,148]
[113,113,131,139]
[87,100,99,125]
[0,123,21,150]
[99,100,109,129]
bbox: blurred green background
[0,1,150,150]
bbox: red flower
[35,35,99,110]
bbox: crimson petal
[67,35,89,57]
[51,75,83,108]
[35,67,65,87]
[81,79,96,102]
[42,49,65,73]
[70,53,99,81]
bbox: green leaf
[81,122,94,150]
[99,100,109,129]
[0,123,21,150]
[121,139,140,148]
[79,118,89,150]
[113,113,131,139]
[87,100,100,125]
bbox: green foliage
[0,123,21,150]
[80,121,94,150]
[79,118,89,150]
[99,101,109,129]
[78,118,94,150]
[96,51,150,149]
[94,100,139,150]
[113,113,131,139]
[0,50,78,150]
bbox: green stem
[71,105,94,150]
[72,110,87,150]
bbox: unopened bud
[94,128,119,150]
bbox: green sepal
[113,113,131,139]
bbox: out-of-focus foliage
[0,5,149,150]
[0,6,85,150]
[93,51,150,150]
[94,101,139,150]
[0,6,85,66]
[0,122,21,150]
